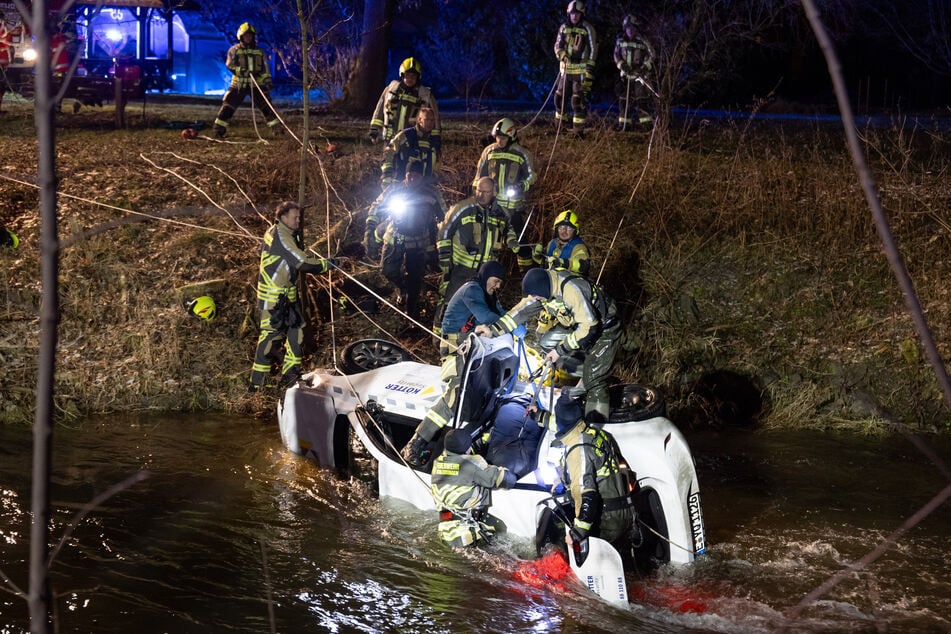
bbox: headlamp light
[533,460,560,487]
[387,195,409,218]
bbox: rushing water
[1,415,949,633]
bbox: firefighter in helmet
[614,14,655,130]
[250,202,339,391]
[532,210,590,277]
[553,1,598,135]
[473,117,536,271]
[369,57,441,147]
[213,23,279,139]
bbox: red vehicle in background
[0,0,175,112]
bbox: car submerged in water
[277,334,706,602]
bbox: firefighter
[553,1,597,135]
[364,159,446,321]
[433,176,518,335]
[440,260,506,357]
[213,23,279,139]
[369,57,441,147]
[381,106,439,188]
[614,14,655,130]
[431,428,517,547]
[249,202,338,391]
[532,209,590,277]
[550,390,635,548]
[475,267,621,426]
[473,117,536,271]
[402,261,512,468]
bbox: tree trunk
[340,0,393,115]
[24,0,56,630]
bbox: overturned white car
[277,335,706,597]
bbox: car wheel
[608,384,666,423]
[340,339,413,374]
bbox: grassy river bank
[1,98,949,431]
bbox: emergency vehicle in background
[0,0,182,109]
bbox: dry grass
[1,96,950,430]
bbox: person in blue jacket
[402,260,507,467]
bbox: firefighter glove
[532,243,544,262]
[500,469,517,489]
[368,129,379,144]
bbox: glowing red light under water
[514,549,573,593]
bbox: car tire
[608,384,666,423]
[340,339,413,374]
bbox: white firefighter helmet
[491,117,518,140]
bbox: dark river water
[1,414,949,633]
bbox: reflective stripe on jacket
[554,21,598,75]
[227,43,271,89]
[489,269,617,355]
[370,80,441,142]
[473,142,536,211]
[431,451,507,513]
[257,221,327,309]
[437,198,517,274]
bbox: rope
[138,152,264,240]
[0,172,258,242]
[635,514,701,556]
[542,73,568,181]
[595,118,658,286]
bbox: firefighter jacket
[431,450,513,547]
[488,269,617,357]
[441,279,504,335]
[614,32,654,79]
[226,41,272,90]
[366,182,446,251]
[552,420,634,543]
[554,19,598,77]
[370,80,441,143]
[473,141,536,214]
[257,221,329,311]
[431,450,509,513]
[437,198,518,278]
[381,124,439,187]
[538,235,590,277]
